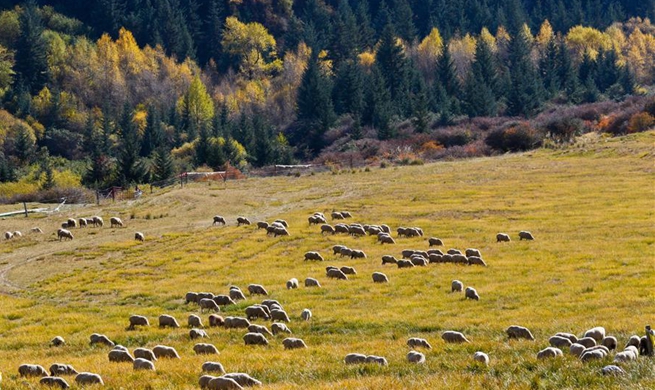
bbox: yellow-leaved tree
[566,25,612,60]
[415,27,444,83]
[221,16,281,79]
[178,76,214,136]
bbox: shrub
[542,117,587,143]
[627,112,655,133]
[433,128,473,148]
[485,123,543,152]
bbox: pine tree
[332,0,360,65]
[14,126,35,164]
[252,115,274,167]
[507,29,544,116]
[14,0,48,95]
[152,147,175,182]
[354,0,376,48]
[464,38,498,117]
[434,46,462,115]
[376,22,410,115]
[558,39,581,102]
[117,105,147,185]
[392,0,416,43]
[333,59,364,119]
[411,89,431,133]
[540,37,560,99]
[195,125,210,166]
[140,105,163,157]
[364,66,393,140]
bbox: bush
[485,123,543,152]
[627,112,655,133]
[433,128,473,148]
[542,117,587,143]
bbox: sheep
[11,230,22,238]
[133,348,157,362]
[200,298,221,313]
[185,292,199,303]
[92,216,104,227]
[332,245,346,255]
[134,232,145,242]
[189,315,204,328]
[202,362,225,374]
[304,277,321,287]
[39,376,70,389]
[31,227,43,234]
[496,233,511,242]
[213,216,226,225]
[113,345,128,352]
[159,314,180,328]
[580,349,605,362]
[537,347,563,359]
[368,226,382,235]
[261,299,282,309]
[381,255,397,265]
[334,224,350,234]
[128,315,150,330]
[75,373,104,386]
[224,317,251,329]
[601,336,617,350]
[207,377,244,390]
[152,345,180,359]
[89,333,114,347]
[331,211,344,220]
[301,309,312,321]
[284,278,299,290]
[245,305,270,320]
[428,237,443,246]
[601,365,626,376]
[270,309,291,323]
[194,343,220,355]
[109,348,135,363]
[274,219,288,228]
[57,229,73,241]
[340,211,352,218]
[326,268,348,280]
[407,351,426,364]
[214,295,237,306]
[318,224,336,235]
[555,333,578,344]
[468,256,488,266]
[613,350,637,363]
[110,217,123,228]
[221,373,262,387]
[577,337,597,348]
[248,324,273,337]
[51,336,65,347]
[66,218,77,228]
[451,280,464,293]
[379,235,396,244]
[372,272,389,283]
[465,287,480,301]
[133,358,155,371]
[283,338,307,350]
[49,364,77,376]
[452,254,469,264]
[583,327,606,342]
[569,343,587,357]
[401,249,416,258]
[397,259,415,268]
[549,336,573,349]
[350,249,367,259]
[229,288,246,301]
[18,364,48,377]
[256,221,269,229]
[506,325,535,340]
[407,338,432,349]
[365,355,388,365]
[78,218,87,228]
[349,226,366,237]
[340,266,357,275]
[442,331,470,343]
[304,251,324,261]
[405,228,421,237]
[427,249,444,256]
[473,351,490,365]
[344,353,367,364]
[200,375,218,389]
[625,335,641,349]
[519,231,534,240]
[410,256,428,266]
[243,332,269,346]
[236,216,251,226]
[196,291,214,301]
[247,284,268,296]
[465,248,482,257]
[271,323,292,335]
[587,345,610,355]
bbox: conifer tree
[507,29,544,116]
[296,53,335,153]
[434,46,461,114]
[14,0,48,95]
[464,38,498,117]
[152,147,175,182]
[376,22,410,115]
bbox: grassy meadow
[0,131,653,389]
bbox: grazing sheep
[92,216,104,227]
[110,217,123,228]
[570,343,587,357]
[248,324,273,337]
[339,247,353,258]
[365,355,388,365]
[214,295,237,306]
[202,362,225,374]
[113,345,128,352]
[349,226,366,237]
[410,256,428,266]
[200,298,221,313]
[340,266,357,275]
[286,278,299,289]
[159,314,180,328]
[601,336,617,350]
[405,228,421,237]
[243,332,269,346]
[584,327,606,342]
[555,333,578,344]
[442,331,470,343]
[335,224,350,234]
[272,323,292,335]
[128,315,149,330]
[200,375,219,389]
[602,365,626,376]
[186,292,199,304]
[133,348,157,362]
[320,224,336,235]
[427,249,444,256]
[19,364,48,377]
[332,245,346,255]
[407,338,432,349]
[133,358,155,371]
[51,336,65,347]
[66,218,77,228]
[537,347,563,359]
[78,218,87,228]
[194,343,220,355]
[428,237,444,246]
[11,230,22,238]
[580,349,605,362]
[39,376,70,389]
[465,287,480,301]
[229,288,246,301]
[451,254,468,264]
[397,259,415,268]
[614,350,637,363]
[89,333,114,347]
[245,306,270,320]
[344,353,367,364]
[379,224,391,233]
[473,351,490,365]
[31,227,44,234]
[206,377,244,390]
[331,211,344,220]
[625,335,641,349]
[134,232,145,242]
[340,211,352,218]
[236,216,251,226]
[577,337,597,348]
[272,226,290,236]
[467,256,487,266]
[301,309,312,321]
[75,373,103,386]
[256,221,269,229]
[282,338,307,350]
[465,248,482,258]
[189,315,204,328]
[379,235,396,244]
[247,284,268,296]
[381,255,397,265]
[587,345,610,355]
[372,272,389,283]
[451,280,464,293]
[407,351,426,364]
[221,373,262,388]
[271,309,291,323]
[108,348,134,363]
[224,317,251,329]
[401,249,416,258]
[326,268,348,280]
[57,229,73,241]
[496,233,511,242]
[49,364,77,376]
[153,345,180,359]
[261,299,281,309]
[350,249,367,259]
[506,325,535,340]
[518,231,534,240]
[304,277,321,287]
[549,336,573,349]
[209,315,225,327]
[304,251,324,261]
[274,219,288,228]
[447,248,461,255]
[213,216,226,225]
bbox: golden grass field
[0,131,653,389]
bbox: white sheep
[209,314,224,327]
[569,343,586,357]
[190,328,209,339]
[57,229,73,241]
[407,338,432,349]
[301,309,312,321]
[518,231,534,240]
[202,362,225,373]
[602,365,626,376]
[135,232,145,242]
[304,277,321,287]
[221,373,262,387]
[344,353,367,364]
[31,227,43,234]
[271,323,292,335]
[133,348,157,361]
[555,332,578,344]
[200,298,221,313]
[549,335,572,349]
[537,347,563,359]
[407,351,426,364]
[110,217,123,228]
[243,332,268,346]
[442,331,470,343]
[194,343,220,355]
[248,324,273,337]
[133,358,155,371]
[282,337,308,349]
[451,280,464,293]
[213,215,226,225]
[465,287,480,301]
[18,364,48,377]
[159,314,180,328]
[51,336,65,347]
[286,278,299,289]
[601,336,617,350]
[89,333,114,347]
[128,315,149,330]
[75,373,104,386]
[189,314,204,328]
[49,363,77,376]
[39,376,70,388]
[583,327,606,342]
[372,272,389,283]
[496,233,511,242]
[473,351,490,365]
[506,325,535,340]
[108,348,135,363]
[152,345,180,359]
[207,377,243,390]
[247,284,268,295]
[270,309,290,323]
[365,355,388,365]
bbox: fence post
[96,190,100,206]
[23,202,28,217]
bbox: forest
[0,0,653,199]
